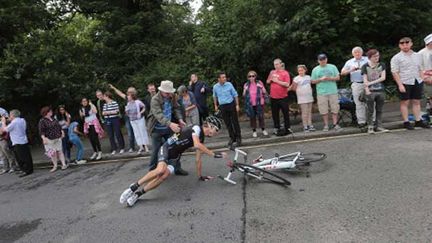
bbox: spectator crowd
[1,34,432,177]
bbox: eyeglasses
[248,75,256,78]
[399,41,410,44]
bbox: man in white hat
[147,80,188,175]
[419,34,432,84]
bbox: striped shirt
[391,51,424,85]
[103,101,120,119]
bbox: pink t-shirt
[266,70,290,99]
[243,81,266,106]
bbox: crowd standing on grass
[1,34,432,178]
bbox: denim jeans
[69,136,84,161]
[105,117,125,151]
[124,115,136,150]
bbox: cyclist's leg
[143,164,171,192]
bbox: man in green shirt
[311,54,343,132]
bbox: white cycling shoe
[119,188,134,204]
[127,193,139,207]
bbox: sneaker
[128,148,134,153]
[415,120,430,128]
[375,127,389,133]
[322,125,329,132]
[286,128,293,135]
[367,126,375,134]
[96,152,102,160]
[8,168,14,173]
[303,126,309,133]
[0,169,7,175]
[119,149,125,154]
[308,125,316,132]
[111,150,116,155]
[126,193,139,207]
[403,121,414,130]
[252,131,257,138]
[334,124,343,132]
[120,187,134,204]
[137,148,144,154]
[262,130,268,136]
[175,168,189,176]
[276,129,286,136]
[69,160,78,165]
[76,160,87,165]
[90,152,98,160]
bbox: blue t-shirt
[68,122,79,140]
[213,82,238,105]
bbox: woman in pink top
[243,71,269,138]
[266,58,292,136]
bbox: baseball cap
[317,53,327,60]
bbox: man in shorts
[119,116,227,207]
[391,37,430,130]
[311,54,343,132]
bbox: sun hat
[158,80,176,93]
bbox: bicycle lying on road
[218,149,327,186]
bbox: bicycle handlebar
[235,149,247,156]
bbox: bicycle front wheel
[295,153,327,166]
[235,162,291,186]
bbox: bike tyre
[234,162,291,186]
[295,153,327,166]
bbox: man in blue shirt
[213,72,242,147]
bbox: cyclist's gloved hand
[199,175,214,181]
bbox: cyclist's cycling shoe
[120,187,134,204]
[127,193,139,207]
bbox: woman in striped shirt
[102,91,125,155]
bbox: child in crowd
[68,118,87,164]
[291,65,315,132]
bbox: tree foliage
[0,0,431,140]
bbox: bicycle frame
[236,148,301,170]
[220,149,300,185]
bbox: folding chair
[337,88,357,126]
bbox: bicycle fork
[218,168,237,185]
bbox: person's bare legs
[322,114,329,127]
[50,154,58,172]
[400,100,409,121]
[57,151,67,168]
[412,99,421,120]
[137,162,168,186]
[143,169,170,192]
[332,113,338,125]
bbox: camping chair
[338,88,357,126]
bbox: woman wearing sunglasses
[243,71,269,138]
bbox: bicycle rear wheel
[295,153,326,166]
[234,162,291,186]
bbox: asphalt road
[0,129,431,242]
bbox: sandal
[50,167,57,173]
[61,165,68,170]
[198,175,214,181]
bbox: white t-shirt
[418,47,432,71]
[294,75,314,104]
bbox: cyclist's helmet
[205,115,223,131]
